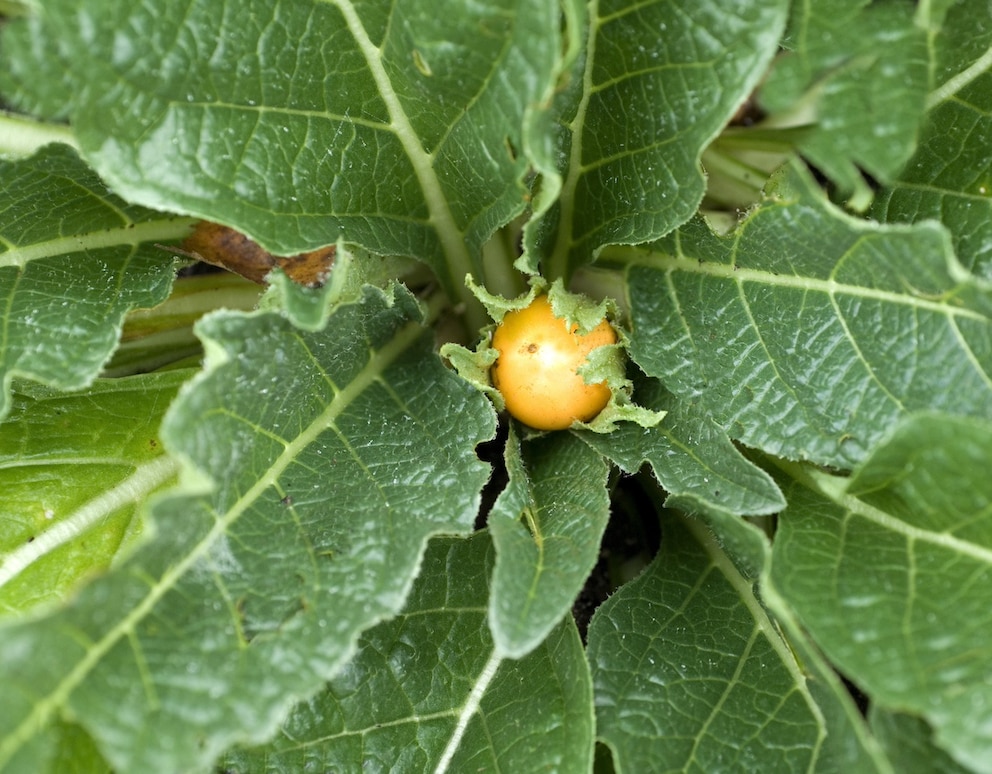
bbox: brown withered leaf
[177,222,336,287]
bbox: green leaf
[759,0,929,205]
[0,285,496,773]
[770,412,992,773]
[577,373,785,517]
[0,373,186,617]
[0,144,189,418]
[758,592,895,774]
[220,533,595,772]
[0,0,560,303]
[535,0,788,279]
[588,513,884,772]
[871,1,992,279]
[45,722,111,774]
[870,709,974,774]
[622,163,992,468]
[487,429,610,659]
[518,0,586,276]
[102,272,262,378]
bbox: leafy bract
[0,144,188,418]
[770,413,992,773]
[0,373,185,617]
[759,0,928,206]
[0,0,559,302]
[221,533,594,772]
[533,0,789,279]
[588,513,884,773]
[487,429,609,658]
[0,285,496,773]
[622,163,992,468]
[871,0,992,279]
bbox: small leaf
[623,163,992,468]
[588,513,883,772]
[0,373,186,616]
[220,533,595,773]
[871,1,992,279]
[534,0,789,278]
[0,144,188,418]
[577,373,785,517]
[0,285,496,773]
[488,429,610,659]
[770,412,992,773]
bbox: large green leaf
[0,144,188,418]
[770,412,992,773]
[588,512,885,773]
[0,0,560,301]
[487,429,610,659]
[532,0,788,279]
[759,0,928,205]
[0,285,496,773]
[621,163,992,468]
[871,0,992,279]
[220,533,595,772]
[0,373,186,617]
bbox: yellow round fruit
[490,295,616,430]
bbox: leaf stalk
[0,110,79,158]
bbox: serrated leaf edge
[0,296,432,767]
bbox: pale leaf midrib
[684,515,826,730]
[840,489,992,566]
[548,0,600,279]
[926,44,992,110]
[0,454,180,591]
[434,649,503,774]
[790,463,992,567]
[0,218,198,269]
[623,250,989,322]
[326,0,473,291]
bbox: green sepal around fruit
[440,337,504,411]
[442,277,664,433]
[544,280,665,433]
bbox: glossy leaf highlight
[535,0,788,278]
[0,0,561,300]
